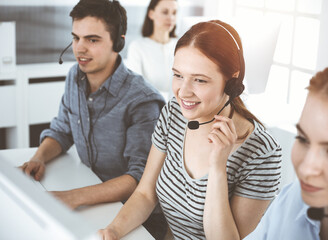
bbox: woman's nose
[298,147,323,180]
[178,79,193,98]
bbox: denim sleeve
[40,72,74,153]
[124,96,164,182]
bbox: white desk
[0,146,153,240]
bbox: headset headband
[214,23,240,51]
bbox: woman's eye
[173,73,182,79]
[295,135,309,145]
[195,78,207,83]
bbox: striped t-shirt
[152,98,282,240]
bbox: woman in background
[126,0,178,101]
[99,20,282,240]
[244,68,328,240]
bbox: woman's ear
[232,71,240,79]
[148,10,154,20]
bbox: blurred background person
[125,0,178,101]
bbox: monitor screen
[0,159,100,240]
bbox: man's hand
[20,160,45,181]
[51,190,79,209]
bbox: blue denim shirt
[243,180,321,240]
[41,56,165,182]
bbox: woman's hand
[98,226,120,240]
[207,115,237,169]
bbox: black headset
[112,0,125,53]
[59,1,125,63]
[188,22,245,130]
[113,23,125,52]
[215,22,245,102]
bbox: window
[203,0,325,125]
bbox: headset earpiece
[113,29,125,52]
[188,21,245,130]
[224,77,245,100]
[112,0,125,53]
[113,22,125,52]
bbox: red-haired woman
[100,20,282,240]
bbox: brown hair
[175,20,263,129]
[307,67,328,97]
[70,0,127,52]
[142,0,177,38]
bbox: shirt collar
[76,55,128,97]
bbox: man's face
[72,16,117,80]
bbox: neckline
[147,37,173,46]
[181,119,258,182]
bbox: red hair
[175,20,263,126]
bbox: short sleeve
[152,102,170,153]
[231,125,283,200]
[236,148,282,200]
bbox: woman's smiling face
[172,46,228,123]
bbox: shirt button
[78,120,80,124]
[88,97,93,102]
[87,117,89,121]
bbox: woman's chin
[302,192,328,208]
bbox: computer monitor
[0,159,100,240]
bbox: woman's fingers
[209,116,237,144]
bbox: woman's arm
[204,116,274,239]
[231,195,270,239]
[205,174,270,240]
[204,115,240,240]
[98,144,166,239]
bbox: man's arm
[52,174,137,209]
[21,137,62,180]
[53,96,163,209]
[21,67,79,180]
[52,99,163,209]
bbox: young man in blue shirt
[20,0,166,239]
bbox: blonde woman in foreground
[244,67,328,240]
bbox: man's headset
[58,0,125,64]
[187,22,245,130]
